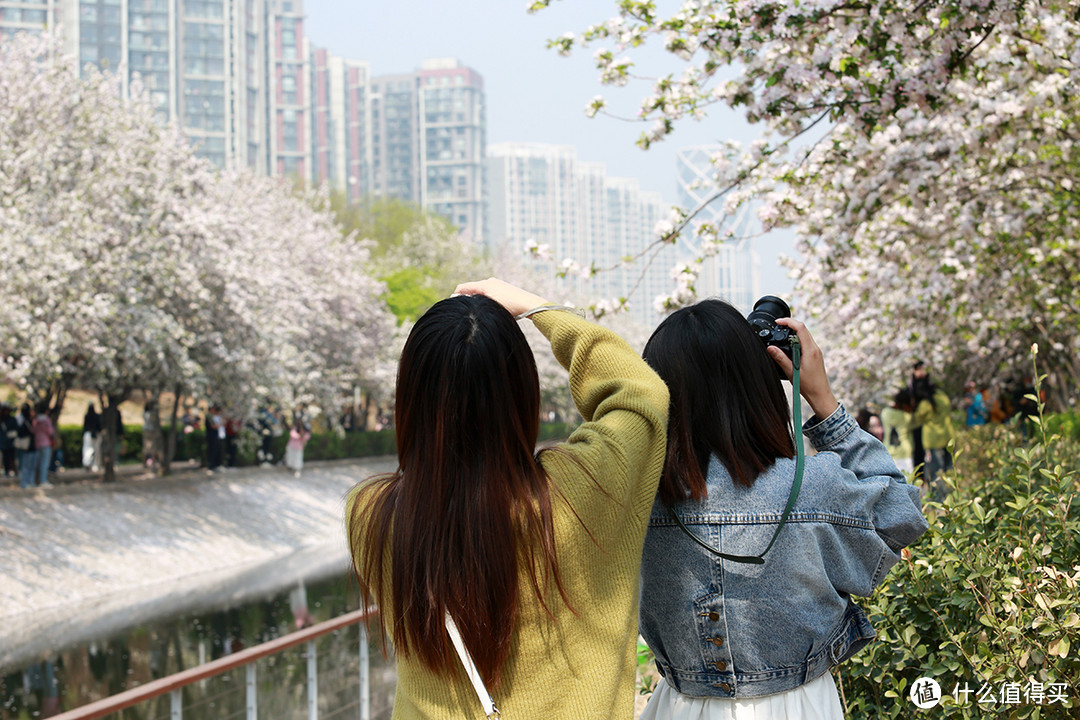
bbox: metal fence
[47,608,392,720]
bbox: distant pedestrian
[179,406,197,461]
[881,390,915,473]
[15,403,36,488]
[987,384,1008,424]
[0,403,16,478]
[908,360,930,480]
[961,381,988,427]
[915,385,955,499]
[225,415,241,467]
[254,406,279,466]
[111,406,125,461]
[83,403,103,471]
[49,416,65,474]
[284,418,310,477]
[31,401,55,488]
[855,407,885,442]
[1013,374,1040,438]
[206,406,224,471]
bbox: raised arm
[768,315,928,593]
[453,278,669,516]
[532,310,669,522]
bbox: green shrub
[52,420,574,471]
[839,361,1078,718]
[55,425,398,468]
[1043,411,1080,443]
[56,424,143,467]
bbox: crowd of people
[1,397,317,488]
[855,362,1043,500]
[181,403,311,474]
[0,402,59,489]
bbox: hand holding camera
[749,295,839,420]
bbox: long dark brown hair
[643,299,795,504]
[348,294,569,689]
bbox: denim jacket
[639,405,928,699]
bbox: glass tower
[675,146,760,312]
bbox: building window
[282,109,298,151]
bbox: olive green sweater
[916,389,955,450]
[347,310,669,719]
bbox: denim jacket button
[710,637,724,647]
[708,611,719,621]
[719,682,732,694]
[713,660,727,671]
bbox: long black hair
[643,299,795,504]
[348,294,569,689]
[911,361,942,411]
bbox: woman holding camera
[637,300,927,719]
[346,278,669,719]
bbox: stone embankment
[0,457,395,670]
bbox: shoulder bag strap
[445,612,501,719]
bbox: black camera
[747,295,793,359]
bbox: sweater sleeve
[531,310,669,523]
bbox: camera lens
[750,295,790,322]
[746,295,793,361]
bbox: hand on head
[766,317,839,419]
[453,278,549,318]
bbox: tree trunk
[52,382,69,421]
[162,387,182,476]
[364,392,379,430]
[100,391,127,483]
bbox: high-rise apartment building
[3,8,485,247]
[488,142,669,327]
[1,0,374,195]
[416,59,485,247]
[370,72,418,203]
[370,59,487,244]
[309,50,371,200]
[23,0,273,170]
[0,0,56,39]
[265,0,307,178]
[675,146,760,312]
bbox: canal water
[0,572,396,720]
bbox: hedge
[834,411,1079,718]
[53,421,579,469]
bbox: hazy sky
[303,0,796,294]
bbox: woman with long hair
[637,300,927,719]
[346,278,669,718]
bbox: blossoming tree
[533,0,1080,404]
[0,32,392,479]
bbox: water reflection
[1,575,395,719]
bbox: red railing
[50,606,379,720]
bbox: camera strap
[667,336,805,565]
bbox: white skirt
[284,446,304,471]
[639,672,844,720]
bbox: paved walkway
[0,456,396,671]
[0,458,184,489]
